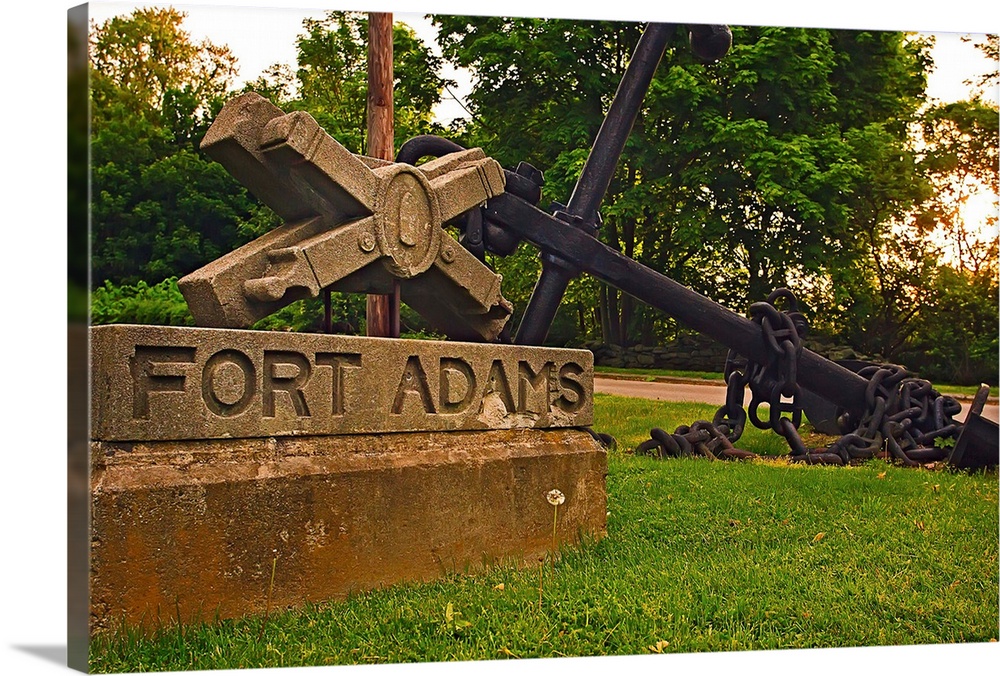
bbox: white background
[2,1,998,675]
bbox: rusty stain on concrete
[89,428,607,633]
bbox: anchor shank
[487,193,870,414]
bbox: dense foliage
[88,8,448,333]
[243,11,451,155]
[89,7,262,285]
[91,277,194,326]
[433,18,996,382]
[434,19,935,339]
[86,9,998,382]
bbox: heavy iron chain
[637,288,807,460]
[798,364,961,466]
[745,288,810,455]
[634,289,965,466]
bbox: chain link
[634,289,965,467]
[638,288,807,461]
[808,364,960,466]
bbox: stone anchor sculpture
[178,92,512,343]
[87,92,607,635]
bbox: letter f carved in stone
[179,93,512,342]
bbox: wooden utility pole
[365,11,400,337]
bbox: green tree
[89,7,236,119]
[434,19,931,347]
[797,118,934,357]
[69,14,90,310]
[901,264,999,384]
[89,8,264,286]
[963,33,999,93]
[810,225,941,361]
[891,74,999,382]
[263,11,451,155]
[917,98,999,275]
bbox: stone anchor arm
[179,93,378,327]
[179,94,512,341]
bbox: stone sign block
[91,324,593,442]
[90,428,607,633]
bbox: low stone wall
[581,334,875,373]
[90,428,606,633]
[583,336,727,372]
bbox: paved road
[593,376,999,424]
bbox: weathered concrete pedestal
[89,325,606,632]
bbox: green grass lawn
[90,395,999,672]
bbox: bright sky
[88,0,999,126]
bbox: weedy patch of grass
[90,395,999,672]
